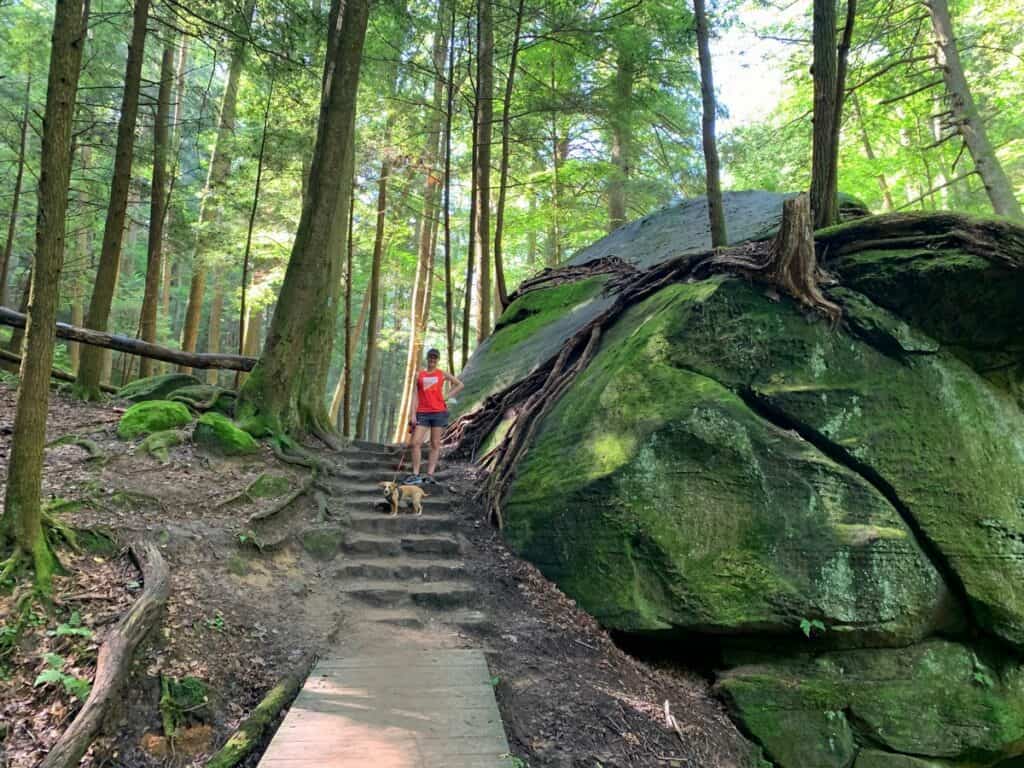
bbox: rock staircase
[325,440,485,632]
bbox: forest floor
[0,381,755,768]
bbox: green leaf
[43,652,65,669]
[34,668,64,687]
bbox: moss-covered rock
[718,640,1024,767]
[854,752,949,768]
[117,400,193,439]
[118,373,201,402]
[505,280,948,644]
[139,429,185,462]
[193,412,259,456]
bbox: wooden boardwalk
[259,650,514,767]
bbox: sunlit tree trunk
[179,0,256,370]
[1,0,88,591]
[75,0,150,399]
[607,46,634,232]
[927,0,1021,218]
[1,74,31,308]
[474,0,494,341]
[139,42,175,379]
[238,0,370,436]
[810,0,839,228]
[443,0,456,373]
[694,0,727,246]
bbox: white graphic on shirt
[422,375,440,389]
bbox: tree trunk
[1,0,88,591]
[139,42,175,379]
[607,46,634,232]
[927,0,1022,218]
[6,270,31,356]
[179,0,256,370]
[443,0,456,373]
[69,145,91,372]
[74,0,149,399]
[694,0,727,246]
[205,277,223,385]
[1,74,31,308]
[474,0,494,342]
[237,0,370,436]
[356,160,390,439]
[331,188,357,434]
[810,0,839,228]
[492,0,524,314]
[160,38,189,329]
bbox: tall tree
[809,0,840,228]
[474,0,494,341]
[0,0,88,590]
[0,74,31,308]
[927,0,1021,218]
[179,0,256,371]
[138,40,175,379]
[236,0,371,436]
[607,44,635,231]
[74,0,150,398]
[694,0,727,246]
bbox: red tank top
[416,369,447,413]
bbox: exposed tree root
[45,434,106,462]
[248,476,315,525]
[169,386,236,413]
[40,541,170,768]
[205,653,316,768]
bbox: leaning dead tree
[0,307,256,372]
[447,194,839,526]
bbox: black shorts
[416,411,449,428]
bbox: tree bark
[1,0,88,591]
[443,0,456,373]
[237,0,371,436]
[607,46,634,232]
[333,187,356,434]
[179,0,256,370]
[75,0,150,399]
[139,42,175,379]
[160,38,189,329]
[810,0,839,228]
[0,306,256,371]
[70,145,91,372]
[1,74,31,308]
[694,0,727,247]
[474,0,494,341]
[927,0,1022,219]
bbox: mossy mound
[117,400,193,439]
[192,412,259,456]
[301,527,345,560]
[139,429,185,462]
[717,640,1024,767]
[118,373,200,402]
[248,474,292,499]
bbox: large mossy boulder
[118,400,193,439]
[118,373,201,402]
[456,195,1024,767]
[192,412,259,456]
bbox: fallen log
[0,348,118,393]
[40,541,170,768]
[0,307,257,371]
[205,652,316,768]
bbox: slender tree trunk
[332,278,370,430]
[694,0,727,246]
[1,0,88,591]
[851,92,894,211]
[69,147,90,372]
[160,38,189,328]
[809,0,838,228]
[607,47,634,232]
[139,42,175,379]
[474,0,494,342]
[238,0,371,435]
[332,187,356,434]
[1,74,31,308]
[179,0,256,370]
[6,270,31,355]
[74,0,150,399]
[927,0,1021,218]
[492,0,524,313]
[444,0,457,373]
[824,0,857,219]
[205,278,223,385]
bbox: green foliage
[49,610,93,639]
[800,618,826,639]
[34,652,92,702]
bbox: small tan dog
[377,481,428,516]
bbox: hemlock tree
[0,0,88,590]
[74,0,150,399]
[236,0,371,436]
[693,0,727,246]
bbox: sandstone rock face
[457,193,1024,766]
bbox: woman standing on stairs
[405,348,463,485]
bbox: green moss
[301,527,345,560]
[118,373,201,402]
[117,400,193,439]
[719,640,1024,767]
[853,752,949,768]
[248,474,292,499]
[139,429,184,462]
[504,279,945,642]
[490,277,607,353]
[160,675,209,737]
[226,554,250,577]
[169,385,237,415]
[193,412,259,456]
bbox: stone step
[341,580,477,609]
[359,608,425,629]
[342,533,462,558]
[347,439,402,456]
[335,557,467,582]
[347,510,455,536]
